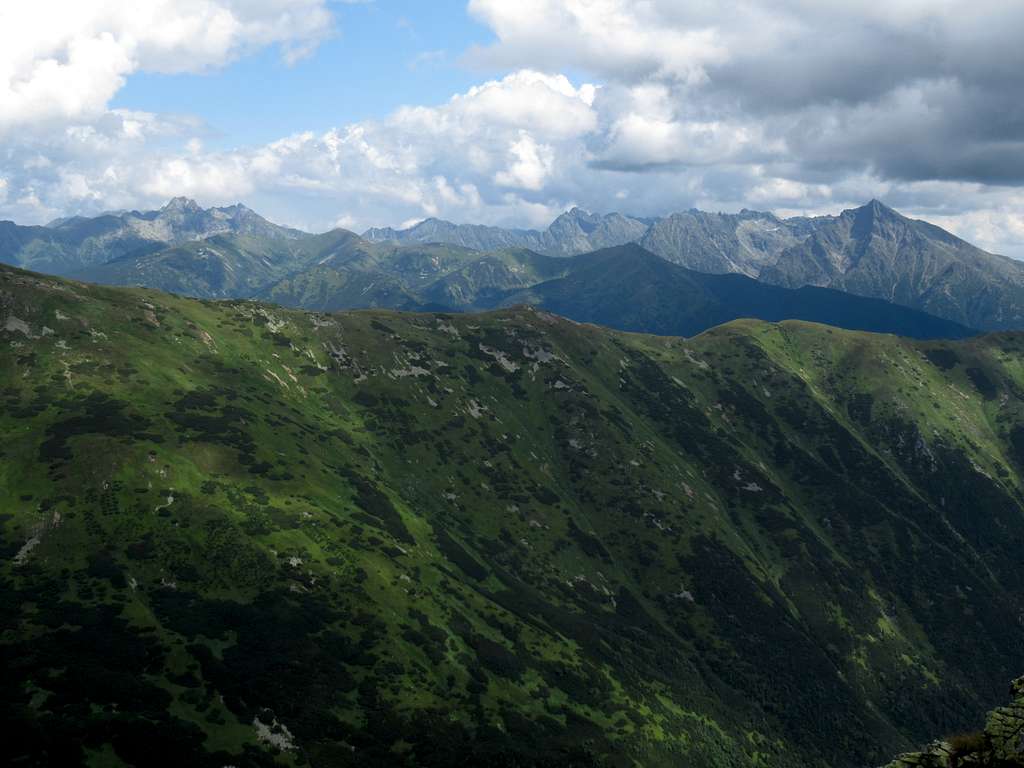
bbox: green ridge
[3,264,1024,767]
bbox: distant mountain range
[366,201,1024,331]
[365,208,654,257]
[0,196,303,276]
[366,207,810,277]
[64,223,973,340]
[2,197,1021,334]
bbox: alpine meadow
[3,2,1024,767]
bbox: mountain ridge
[4,198,1024,332]
[4,262,1024,766]
[0,197,305,276]
[495,244,976,340]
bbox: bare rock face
[638,208,806,276]
[760,200,1024,331]
[883,676,1024,767]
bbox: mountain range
[58,236,981,340]
[3,197,1014,338]
[366,201,1024,331]
[0,197,303,277]
[4,262,1024,766]
[497,244,974,340]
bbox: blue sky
[1,1,1023,256]
[111,1,496,149]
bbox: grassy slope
[259,245,567,312]
[3,264,1024,767]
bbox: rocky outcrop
[884,677,1024,767]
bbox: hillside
[4,264,1024,766]
[260,243,974,340]
[256,244,566,312]
[74,229,368,300]
[884,676,1024,767]
[499,244,976,340]
[96,230,974,343]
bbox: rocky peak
[549,207,601,235]
[853,198,901,224]
[845,198,907,243]
[564,206,594,220]
[161,197,203,215]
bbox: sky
[1,1,1023,257]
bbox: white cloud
[2,0,1024,260]
[0,69,601,233]
[494,132,554,191]
[466,0,1024,185]
[466,0,726,86]
[0,0,334,132]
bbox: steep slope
[501,244,975,340]
[415,249,568,307]
[638,209,810,276]
[760,200,1024,330]
[0,198,306,276]
[257,243,547,311]
[75,229,367,299]
[4,264,1024,767]
[262,246,569,312]
[884,676,1024,767]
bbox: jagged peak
[549,206,600,225]
[162,196,202,214]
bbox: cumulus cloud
[1,0,1024,260]
[459,0,1024,253]
[0,69,601,231]
[467,0,1024,187]
[0,0,334,131]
